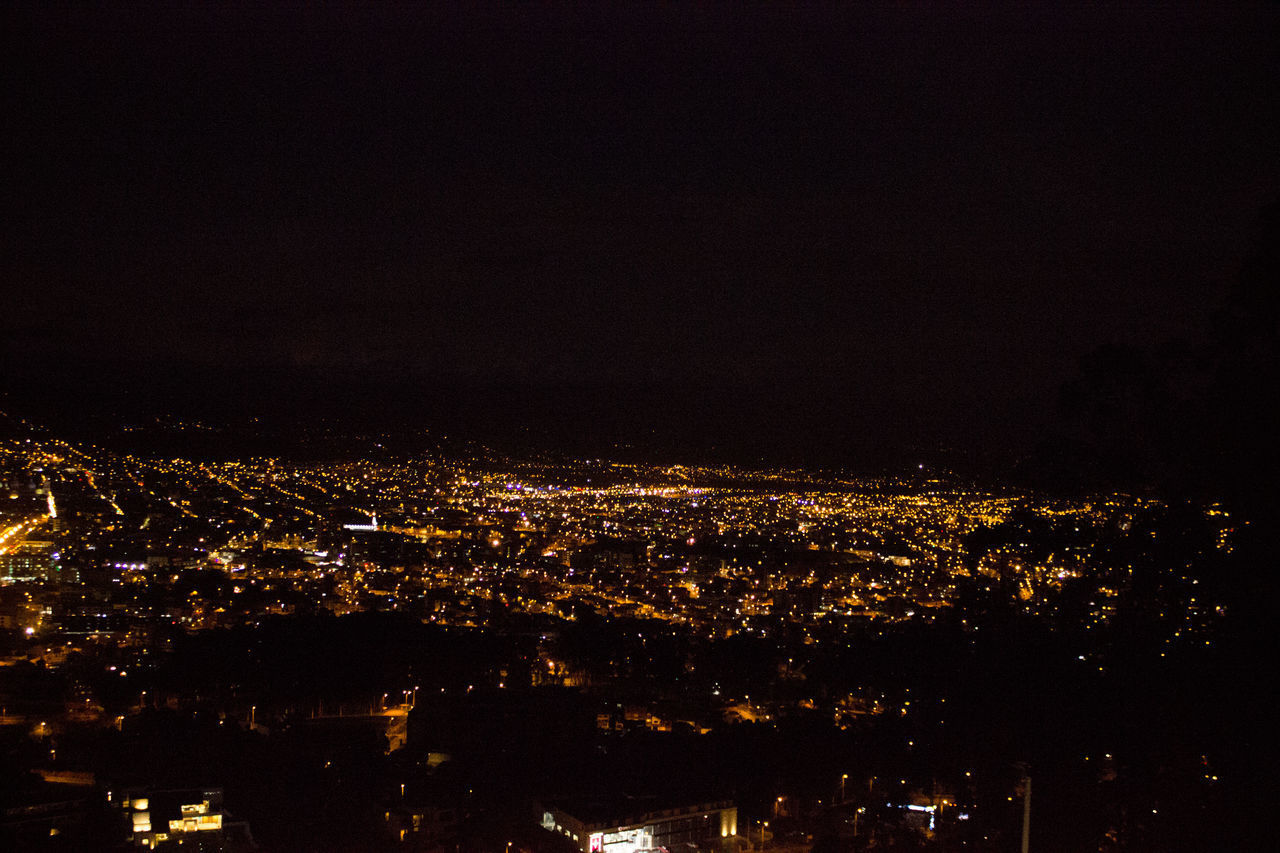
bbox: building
[114,787,255,851]
[1,540,57,582]
[0,782,100,849]
[542,799,738,853]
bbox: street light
[841,773,848,803]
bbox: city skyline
[1,4,1275,851]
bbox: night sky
[5,3,1278,468]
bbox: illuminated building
[1,540,55,581]
[543,799,738,853]
[115,787,255,851]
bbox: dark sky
[4,3,1278,467]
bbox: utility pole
[1020,775,1031,853]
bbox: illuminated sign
[590,833,604,852]
[903,804,937,831]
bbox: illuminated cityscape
[3,3,1274,851]
[0,417,1256,850]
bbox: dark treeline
[1028,200,1279,508]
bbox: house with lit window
[113,787,255,851]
